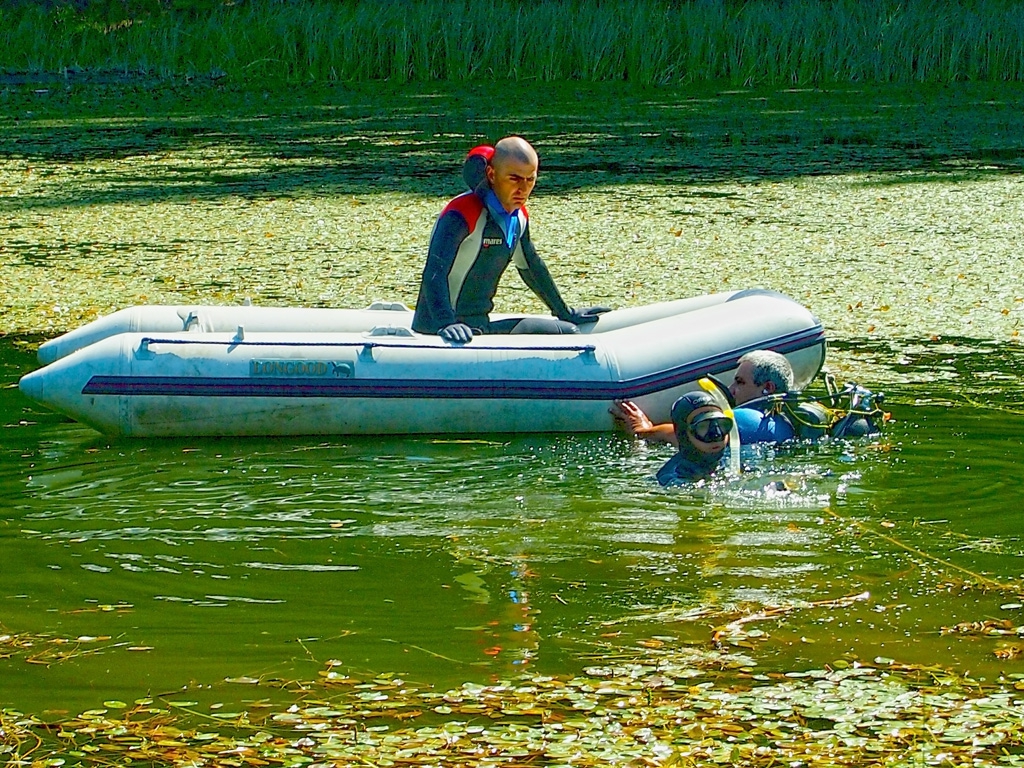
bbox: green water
[1,80,1023,749]
[3,336,1023,717]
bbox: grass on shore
[3,0,1024,86]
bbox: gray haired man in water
[612,350,796,446]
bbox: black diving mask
[689,413,733,443]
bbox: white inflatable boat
[19,289,826,438]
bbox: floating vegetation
[940,619,1024,661]
[943,618,1024,635]
[0,618,146,667]
[2,77,1023,363]
[2,26,1024,765]
[3,650,1024,767]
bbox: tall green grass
[2,0,1024,85]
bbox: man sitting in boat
[655,392,732,485]
[411,136,609,344]
[612,350,797,446]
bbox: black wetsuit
[411,191,575,335]
[655,450,725,486]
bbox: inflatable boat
[19,289,826,438]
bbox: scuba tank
[790,401,831,440]
[781,373,888,439]
[827,381,886,438]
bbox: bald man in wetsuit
[412,136,609,344]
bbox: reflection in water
[2,338,1024,714]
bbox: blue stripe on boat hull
[82,327,825,401]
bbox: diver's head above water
[671,391,731,461]
[654,391,732,486]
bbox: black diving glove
[564,306,612,325]
[439,323,474,344]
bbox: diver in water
[655,391,733,486]
[614,358,887,457]
[612,350,797,447]
[727,350,797,443]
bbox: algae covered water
[2,336,1023,718]
[2,81,1024,762]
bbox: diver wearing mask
[655,392,733,486]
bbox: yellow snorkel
[699,377,741,475]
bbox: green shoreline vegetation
[3,0,1024,86]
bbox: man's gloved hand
[439,323,474,344]
[564,306,612,325]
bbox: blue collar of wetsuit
[483,189,519,249]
